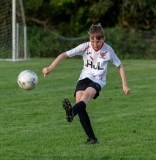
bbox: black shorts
[74,78,101,99]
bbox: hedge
[27,27,156,59]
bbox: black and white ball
[17,70,38,90]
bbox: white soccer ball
[17,70,38,90]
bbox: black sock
[78,110,96,140]
[72,101,86,116]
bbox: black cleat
[85,138,99,145]
[62,99,74,122]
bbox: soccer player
[42,24,130,145]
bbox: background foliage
[23,0,156,36]
[27,27,156,59]
[0,0,155,59]
[23,0,156,59]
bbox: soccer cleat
[85,138,99,145]
[62,99,74,122]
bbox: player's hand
[42,67,51,77]
[123,85,130,94]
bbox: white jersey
[66,42,121,88]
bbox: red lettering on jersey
[83,46,89,52]
[90,56,94,60]
[99,51,107,58]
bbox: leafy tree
[118,0,156,30]
[23,0,156,36]
[23,0,119,36]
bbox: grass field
[0,58,156,160]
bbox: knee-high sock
[72,101,96,139]
[78,110,96,140]
[72,101,86,116]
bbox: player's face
[90,37,104,50]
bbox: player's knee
[80,94,94,104]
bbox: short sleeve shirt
[66,42,121,88]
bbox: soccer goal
[0,0,29,61]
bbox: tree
[23,0,156,37]
[118,0,156,29]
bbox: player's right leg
[77,87,96,104]
[62,99,74,122]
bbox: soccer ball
[17,70,38,90]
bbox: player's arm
[43,52,68,77]
[117,64,130,94]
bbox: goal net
[0,0,29,61]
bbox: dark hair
[88,24,105,40]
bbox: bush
[27,27,156,59]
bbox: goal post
[12,0,16,61]
[0,0,29,61]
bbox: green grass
[0,58,156,160]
